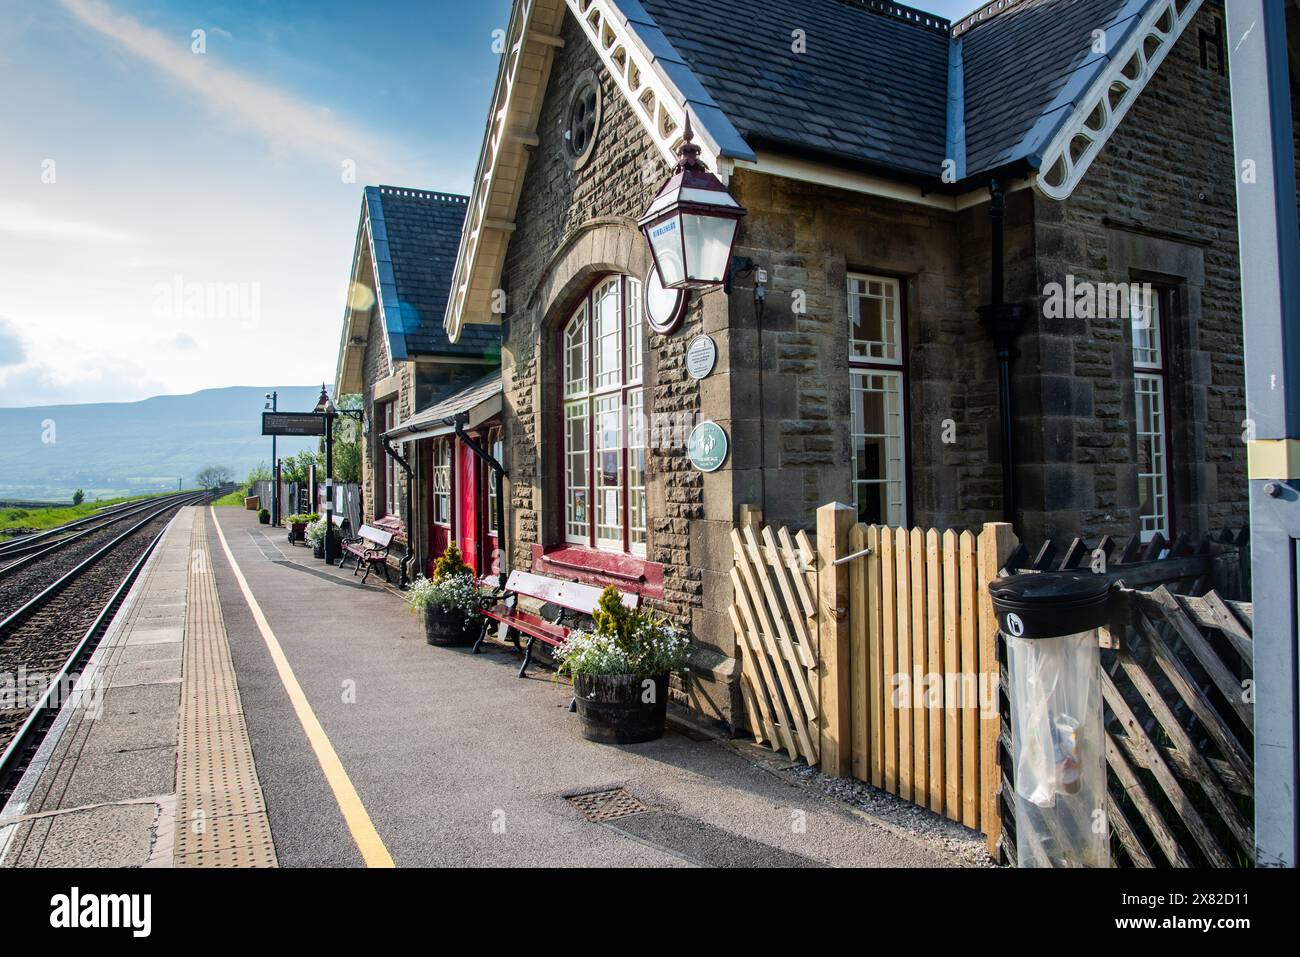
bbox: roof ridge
[950,0,1028,37]
[375,185,469,204]
[836,0,952,34]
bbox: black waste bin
[990,572,1113,868]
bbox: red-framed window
[848,272,909,527]
[432,438,453,528]
[561,275,647,557]
[380,399,399,518]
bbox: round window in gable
[563,70,602,170]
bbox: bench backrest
[357,524,394,548]
[503,570,638,615]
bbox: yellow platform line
[208,508,395,868]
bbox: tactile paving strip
[565,787,653,822]
[174,515,277,868]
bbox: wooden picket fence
[729,504,1018,848]
[844,521,1017,842]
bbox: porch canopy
[382,370,502,444]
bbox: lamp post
[637,116,746,292]
[313,384,337,564]
[265,391,279,526]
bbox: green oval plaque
[688,421,729,473]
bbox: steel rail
[0,493,206,638]
[0,524,169,803]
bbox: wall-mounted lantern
[638,116,746,292]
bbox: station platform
[1,506,970,868]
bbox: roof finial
[674,113,706,173]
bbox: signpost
[262,412,328,437]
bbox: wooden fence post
[977,522,1018,857]
[817,503,855,778]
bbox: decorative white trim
[1035,0,1203,201]
[445,0,565,341]
[566,0,712,170]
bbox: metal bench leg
[518,636,536,679]
[471,619,491,655]
[360,561,372,585]
[380,561,391,583]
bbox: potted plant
[286,513,317,544]
[306,518,342,559]
[555,588,689,744]
[258,507,270,525]
[407,543,482,646]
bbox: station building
[427,0,1249,728]
[333,185,501,579]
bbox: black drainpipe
[447,413,508,589]
[381,435,414,588]
[977,180,1026,529]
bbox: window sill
[531,544,664,598]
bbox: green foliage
[72,489,85,506]
[285,513,318,525]
[210,487,249,507]
[258,508,270,521]
[278,451,320,485]
[555,588,689,678]
[592,587,636,646]
[406,573,482,621]
[432,542,472,582]
[320,394,363,485]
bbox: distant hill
[0,386,326,501]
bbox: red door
[458,442,478,574]
[429,439,452,574]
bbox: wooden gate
[728,523,820,765]
[729,505,1016,841]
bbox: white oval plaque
[644,266,688,336]
[685,335,717,380]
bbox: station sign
[262,412,328,437]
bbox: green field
[211,486,254,508]
[0,491,195,541]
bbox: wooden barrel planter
[573,674,669,744]
[288,523,307,544]
[424,606,475,647]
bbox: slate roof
[632,0,1167,186]
[366,186,500,360]
[382,370,503,442]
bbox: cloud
[171,333,197,350]
[0,318,27,367]
[0,201,142,244]
[58,0,396,174]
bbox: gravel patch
[781,762,998,867]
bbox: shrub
[554,588,688,678]
[72,489,85,506]
[306,518,340,549]
[258,508,270,521]
[431,541,472,582]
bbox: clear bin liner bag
[1007,631,1107,867]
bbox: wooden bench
[340,523,395,584]
[475,570,639,678]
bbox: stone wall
[1024,1,1247,544]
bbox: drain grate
[565,787,652,822]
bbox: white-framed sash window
[848,273,907,526]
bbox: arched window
[562,275,647,555]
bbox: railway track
[0,490,203,577]
[0,492,213,802]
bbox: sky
[0,0,978,409]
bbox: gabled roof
[637,0,1202,189]
[337,186,499,393]
[445,0,1205,340]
